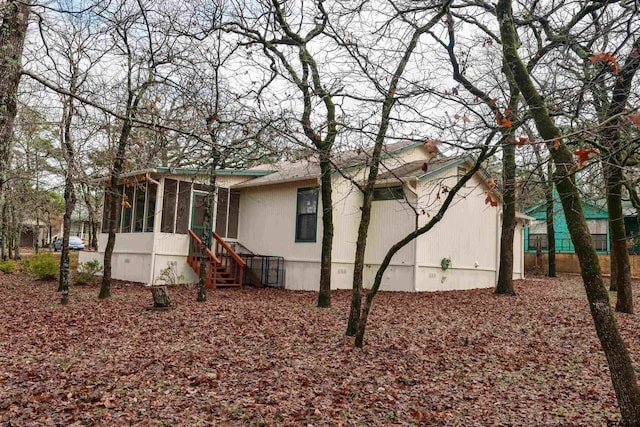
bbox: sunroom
[81,167,272,286]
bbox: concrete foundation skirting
[525,253,640,278]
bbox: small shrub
[0,260,17,274]
[156,261,184,285]
[75,260,102,285]
[23,254,58,280]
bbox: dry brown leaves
[0,273,638,426]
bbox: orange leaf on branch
[574,148,599,166]
[626,113,640,126]
[553,135,562,150]
[588,51,619,74]
[501,117,513,128]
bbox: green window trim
[295,187,318,242]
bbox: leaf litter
[0,273,638,426]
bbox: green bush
[0,260,17,274]
[74,259,102,285]
[23,254,58,280]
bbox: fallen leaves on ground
[0,273,638,426]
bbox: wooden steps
[187,230,246,288]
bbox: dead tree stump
[150,285,171,309]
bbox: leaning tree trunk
[354,144,495,347]
[100,120,133,299]
[498,0,640,422]
[600,36,640,312]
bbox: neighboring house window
[527,220,547,251]
[587,219,607,252]
[457,165,466,179]
[528,234,548,251]
[372,186,404,201]
[296,187,318,242]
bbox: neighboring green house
[524,194,609,254]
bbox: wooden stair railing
[187,229,245,288]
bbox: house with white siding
[79,141,528,292]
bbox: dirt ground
[0,272,638,426]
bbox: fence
[525,253,640,278]
[241,254,285,288]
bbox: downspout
[407,180,420,292]
[495,209,501,283]
[521,220,526,279]
[413,213,419,291]
[148,177,164,285]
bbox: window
[372,186,404,201]
[227,191,240,239]
[161,179,178,233]
[296,188,318,242]
[121,185,135,233]
[214,189,240,239]
[134,184,146,232]
[457,165,466,178]
[145,183,157,232]
[175,181,192,234]
[215,188,229,236]
[587,219,607,252]
[528,234,548,251]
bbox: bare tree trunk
[12,208,20,260]
[100,120,132,299]
[355,144,495,347]
[197,156,218,303]
[58,69,78,304]
[545,160,556,277]
[607,164,632,313]
[0,1,31,254]
[601,36,640,312]
[498,1,640,421]
[0,203,6,260]
[317,156,334,308]
[346,8,451,332]
[58,172,76,304]
[91,220,98,250]
[495,141,516,294]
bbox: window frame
[527,233,548,251]
[295,187,319,243]
[372,185,404,201]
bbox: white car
[54,236,85,251]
